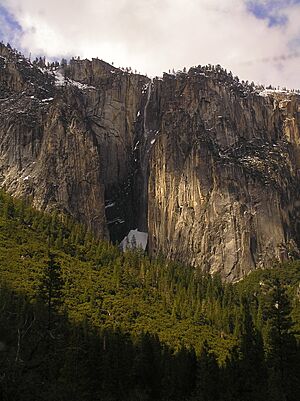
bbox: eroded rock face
[148,71,300,280]
[0,44,148,238]
[0,44,299,280]
[63,59,150,239]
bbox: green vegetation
[0,190,299,400]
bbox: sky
[0,0,300,88]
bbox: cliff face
[148,71,300,280]
[0,44,148,238]
[0,44,299,280]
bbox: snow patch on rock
[120,229,148,251]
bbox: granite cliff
[0,43,149,240]
[147,70,300,280]
[0,43,299,280]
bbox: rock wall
[0,44,299,280]
[64,58,149,239]
[0,44,148,238]
[148,70,300,280]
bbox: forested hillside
[0,190,299,401]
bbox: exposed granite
[148,70,300,280]
[0,44,299,280]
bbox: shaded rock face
[0,44,148,238]
[0,44,299,280]
[63,59,150,239]
[0,87,107,237]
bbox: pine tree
[234,297,267,401]
[262,278,299,401]
[38,253,63,331]
[194,341,220,401]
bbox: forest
[0,189,299,401]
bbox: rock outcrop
[0,44,148,239]
[147,71,300,280]
[0,44,299,280]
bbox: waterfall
[138,80,153,232]
[143,81,152,137]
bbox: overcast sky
[0,0,300,88]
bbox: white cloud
[1,0,300,88]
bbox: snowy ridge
[258,88,290,97]
[53,69,96,90]
[38,66,96,90]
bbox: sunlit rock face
[147,71,300,280]
[0,43,299,280]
